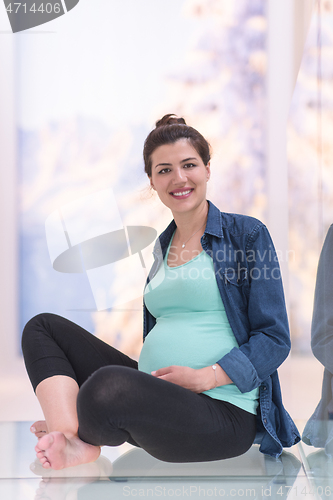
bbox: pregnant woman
[22,114,300,470]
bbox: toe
[36,434,54,452]
[31,420,48,434]
[35,431,47,439]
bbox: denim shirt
[143,200,300,458]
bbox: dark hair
[143,114,211,177]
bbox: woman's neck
[172,200,209,242]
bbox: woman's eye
[184,163,196,168]
[158,168,170,174]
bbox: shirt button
[263,386,266,390]
[264,419,267,424]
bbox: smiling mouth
[170,189,194,197]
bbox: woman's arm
[217,224,291,394]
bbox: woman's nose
[173,168,187,183]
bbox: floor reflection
[27,449,302,500]
[0,421,310,500]
[303,449,333,499]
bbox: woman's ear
[206,162,211,181]
[150,177,155,190]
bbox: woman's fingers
[151,366,196,389]
[151,366,175,377]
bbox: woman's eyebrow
[181,157,197,163]
[154,162,172,169]
[154,157,198,169]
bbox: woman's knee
[77,366,137,413]
[77,367,137,447]
[21,313,53,353]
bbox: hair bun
[155,114,186,128]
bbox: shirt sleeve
[217,224,291,393]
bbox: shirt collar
[153,200,223,257]
[204,200,223,239]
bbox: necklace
[178,221,206,248]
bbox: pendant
[182,244,185,248]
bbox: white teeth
[172,190,192,196]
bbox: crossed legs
[22,313,256,469]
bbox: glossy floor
[0,421,332,500]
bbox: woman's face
[149,139,210,216]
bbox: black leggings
[21,313,256,463]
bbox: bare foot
[31,420,48,439]
[35,431,101,470]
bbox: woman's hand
[151,365,232,393]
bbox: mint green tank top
[139,234,259,414]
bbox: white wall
[0,34,22,376]
[266,0,315,304]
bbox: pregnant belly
[138,312,238,374]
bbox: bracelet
[212,364,218,388]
